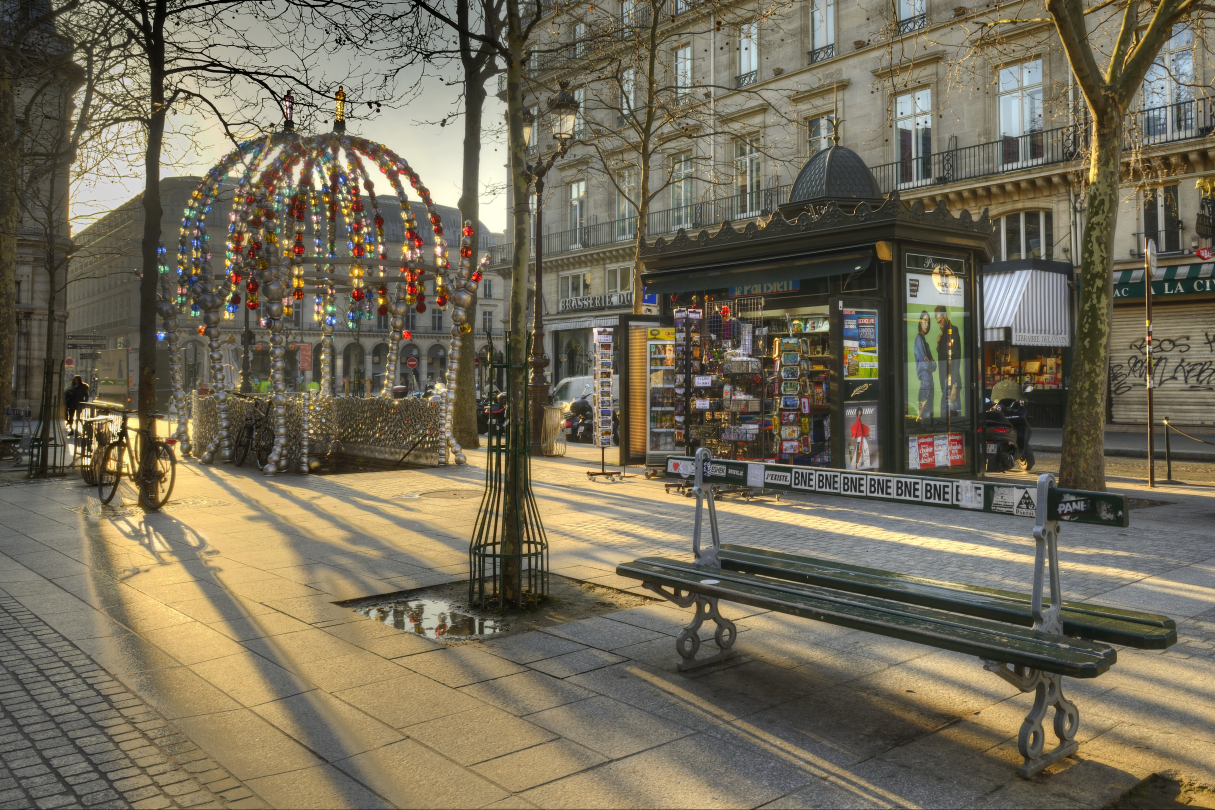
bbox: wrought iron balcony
[898,13,926,33]
[808,44,835,64]
[736,70,757,89]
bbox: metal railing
[898,13,926,33]
[1126,96,1215,147]
[487,185,790,266]
[808,44,834,64]
[1134,228,1184,256]
[869,124,1083,194]
[736,70,758,89]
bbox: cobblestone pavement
[0,596,264,810]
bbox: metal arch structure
[157,129,484,474]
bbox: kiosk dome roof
[788,144,882,204]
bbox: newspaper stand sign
[664,455,1129,527]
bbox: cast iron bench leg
[643,583,739,671]
[985,662,1080,777]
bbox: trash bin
[542,405,567,457]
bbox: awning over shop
[982,268,1071,346]
[1112,262,1215,300]
[641,250,872,296]
[547,315,622,331]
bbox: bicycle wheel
[79,423,98,486]
[139,442,176,510]
[97,442,122,504]
[255,426,274,469]
[233,424,251,467]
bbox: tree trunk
[36,256,58,477]
[0,54,18,433]
[1059,116,1121,491]
[501,0,531,603]
[138,25,166,433]
[453,72,487,450]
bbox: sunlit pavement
[1,445,1214,809]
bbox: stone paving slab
[1,453,1215,808]
[0,595,266,810]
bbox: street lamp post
[524,81,579,455]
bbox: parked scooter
[563,395,595,443]
[983,382,1034,472]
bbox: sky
[71,73,509,237]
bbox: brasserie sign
[559,291,633,312]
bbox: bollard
[1164,416,1173,482]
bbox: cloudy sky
[71,72,509,237]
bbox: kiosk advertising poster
[592,327,614,447]
[904,254,969,471]
[843,308,880,471]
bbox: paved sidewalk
[0,596,262,810]
[0,447,1213,808]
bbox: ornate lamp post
[525,81,579,455]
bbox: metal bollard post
[1163,416,1173,483]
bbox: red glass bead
[352,288,365,301]
[415,301,426,313]
[377,305,388,316]
[247,280,259,292]
[402,330,412,339]
[293,289,304,299]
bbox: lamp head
[549,80,578,142]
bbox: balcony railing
[808,44,834,64]
[1126,96,1215,147]
[487,185,790,266]
[736,70,758,89]
[869,124,1083,194]
[898,13,926,33]
[1134,227,1184,256]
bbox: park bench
[616,449,1177,778]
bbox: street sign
[64,358,74,367]
[663,456,1130,528]
[67,342,107,350]
[1198,247,1213,261]
[79,352,101,360]
[406,357,418,369]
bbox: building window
[620,68,635,123]
[898,0,925,32]
[734,139,762,218]
[606,266,631,294]
[996,211,1053,260]
[737,22,758,88]
[482,309,495,334]
[376,310,390,330]
[809,0,834,63]
[1143,25,1194,141]
[483,279,493,299]
[671,151,694,229]
[616,170,636,240]
[431,308,444,332]
[1142,185,1181,254]
[675,44,692,104]
[574,87,585,135]
[568,180,587,248]
[895,89,932,186]
[620,0,633,26]
[999,59,1043,166]
[560,271,591,300]
[574,22,586,57]
[807,114,835,157]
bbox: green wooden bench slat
[717,545,1176,650]
[617,558,1117,679]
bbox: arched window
[994,210,1053,261]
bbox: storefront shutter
[1110,301,1215,425]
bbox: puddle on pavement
[355,597,506,639]
[346,575,654,645]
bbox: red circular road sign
[1198,247,1214,261]
[406,357,419,369]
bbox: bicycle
[96,411,176,510]
[78,414,116,486]
[232,396,274,469]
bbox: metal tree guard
[469,332,548,609]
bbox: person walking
[65,375,89,434]
[913,311,936,421]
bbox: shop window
[1142,185,1181,253]
[733,138,762,218]
[606,266,630,294]
[998,59,1043,166]
[737,22,758,87]
[807,114,834,158]
[560,271,591,301]
[809,0,834,63]
[1142,24,1194,142]
[895,89,932,187]
[996,210,1053,260]
[670,152,694,228]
